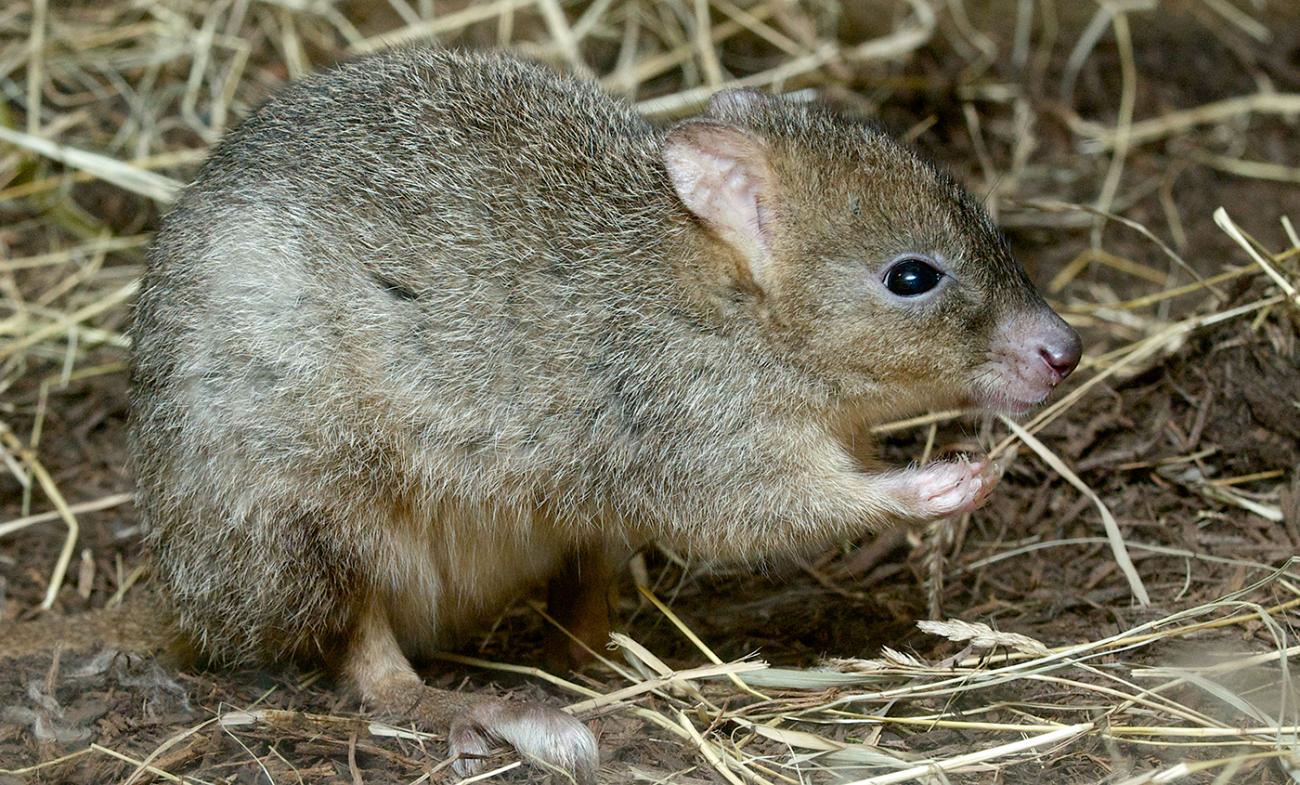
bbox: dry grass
[2,0,1298,783]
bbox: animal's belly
[376,500,569,661]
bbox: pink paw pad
[896,457,999,520]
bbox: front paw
[891,457,997,520]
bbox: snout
[978,308,1082,413]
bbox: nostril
[1038,334,1082,380]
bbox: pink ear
[663,120,774,281]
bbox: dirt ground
[1,1,1298,783]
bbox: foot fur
[449,698,598,784]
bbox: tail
[0,588,174,661]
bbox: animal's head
[664,89,1081,418]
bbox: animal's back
[129,49,705,664]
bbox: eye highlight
[883,256,944,297]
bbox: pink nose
[1037,329,1081,382]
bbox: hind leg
[345,601,598,783]
[545,546,617,671]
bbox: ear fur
[662,119,775,285]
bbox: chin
[967,388,1050,418]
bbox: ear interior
[663,120,774,282]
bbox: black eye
[883,257,944,297]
